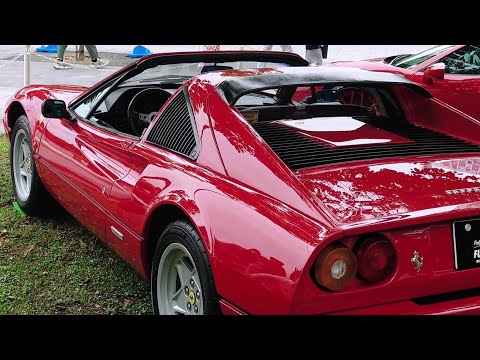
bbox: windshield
[124,61,293,86]
[391,45,456,69]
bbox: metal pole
[24,45,30,87]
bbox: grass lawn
[0,135,152,314]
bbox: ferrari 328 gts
[4,51,480,315]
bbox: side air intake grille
[147,91,198,159]
[253,120,480,171]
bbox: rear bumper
[330,294,480,315]
[220,288,480,315]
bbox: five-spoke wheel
[157,243,204,315]
[10,115,48,215]
[12,127,32,203]
[151,220,220,315]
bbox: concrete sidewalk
[0,45,434,134]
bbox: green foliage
[0,135,152,315]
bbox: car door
[409,45,480,120]
[38,81,133,241]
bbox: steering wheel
[127,88,171,136]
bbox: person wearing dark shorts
[305,45,323,66]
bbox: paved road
[0,45,434,134]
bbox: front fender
[4,86,61,152]
[4,85,88,145]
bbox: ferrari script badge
[410,251,423,273]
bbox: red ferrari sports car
[330,45,480,120]
[4,51,480,315]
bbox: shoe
[53,60,73,70]
[90,58,109,69]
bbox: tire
[151,219,220,315]
[10,115,48,215]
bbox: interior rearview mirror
[422,63,445,85]
[41,99,69,119]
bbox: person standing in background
[54,45,109,70]
[320,45,329,59]
[262,45,293,52]
[305,45,323,66]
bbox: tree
[76,45,84,61]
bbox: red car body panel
[409,71,480,122]
[331,46,464,75]
[330,45,480,120]
[5,52,480,314]
[297,155,480,224]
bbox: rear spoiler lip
[339,202,480,237]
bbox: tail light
[356,236,397,283]
[314,243,357,291]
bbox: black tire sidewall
[9,115,44,214]
[151,220,220,315]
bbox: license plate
[453,219,480,270]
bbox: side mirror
[422,63,445,85]
[41,99,69,119]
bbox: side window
[438,45,480,75]
[71,80,114,118]
[70,75,174,138]
[146,89,199,159]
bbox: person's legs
[85,45,108,68]
[306,48,323,66]
[321,45,328,59]
[305,49,312,64]
[262,45,274,51]
[84,45,98,61]
[54,45,72,69]
[56,45,68,60]
[280,45,293,52]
